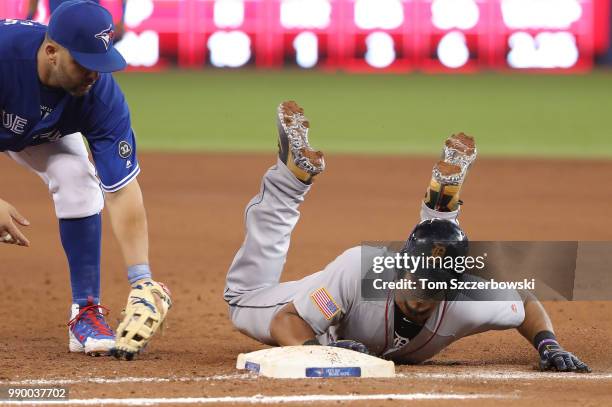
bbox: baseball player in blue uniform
[26,0,126,41]
[224,100,590,372]
[0,0,169,360]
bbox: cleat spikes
[276,100,325,184]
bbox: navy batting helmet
[397,219,469,299]
[404,219,468,259]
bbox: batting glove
[328,339,370,355]
[537,338,591,373]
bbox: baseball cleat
[442,132,477,170]
[68,297,115,356]
[424,161,464,212]
[424,134,478,212]
[277,100,325,184]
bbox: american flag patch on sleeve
[310,287,340,320]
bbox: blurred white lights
[502,0,582,29]
[33,1,47,22]
[125,0,154,28]
[293,32,319,68]
[437,31,470,68]
[214,0,245,28]
[208,31,252,68]
[115,31,159,67]
[365,32,396,68]
[431,0,479,30]
[354,0,404,30]
[281,0,331,29]
[507,32,579,68]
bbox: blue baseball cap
[47,0,127,73]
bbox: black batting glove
[328,339,370,355]
[536,332,591,373]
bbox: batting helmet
[403,219,468,259]
[397,219,469,299]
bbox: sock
[424,179,461,212]
[59,214,102,307]
[423,162,463,212]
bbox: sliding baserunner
[224,101,589,372]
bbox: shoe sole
[69,346,112,357]
[69,331,114,356]
[276,101,325,176]
[432,161,463,185]
[443,133,477,169]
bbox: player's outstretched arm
[518,292,590,372]
[270,302,317,346]
[0,198,30,246]
[104,179,171,360]
[270,302,370,354]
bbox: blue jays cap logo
[48,1,127,73]
[95,24,115,51]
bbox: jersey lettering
[34,129,63,142]
[2,110,28,135]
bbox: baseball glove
[111,280,172,360]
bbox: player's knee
[46,154,104,218]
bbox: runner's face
[396,298,436,324]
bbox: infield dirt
[1,152,611,406]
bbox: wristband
[127,263,152,285]
[533,330,558,357]
[303,338,320,346]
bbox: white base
[236,346,395,378]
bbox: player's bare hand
[539,343,591,373]
[0,199,30,246]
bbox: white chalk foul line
[0,393,513,405]
[1,374,254,386]
[399,371,612,381]
[3,371,611,386]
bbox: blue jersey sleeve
[80,73,140,193]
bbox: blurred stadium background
[2,0,611,158]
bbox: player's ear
[44,42,59,65]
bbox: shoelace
[67,304,114,336]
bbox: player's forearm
[105,179,149,267]
[517,292,554,344]
[270,302,317,346]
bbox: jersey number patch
[119,140,132,158]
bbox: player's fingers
[9,207,30,226]
[554,355,567,371]
[5,224,30,247]
[563,354,577,371]
[572,356,591,373]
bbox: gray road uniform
[224,161,525,363]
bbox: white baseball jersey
[224,160,525,363]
